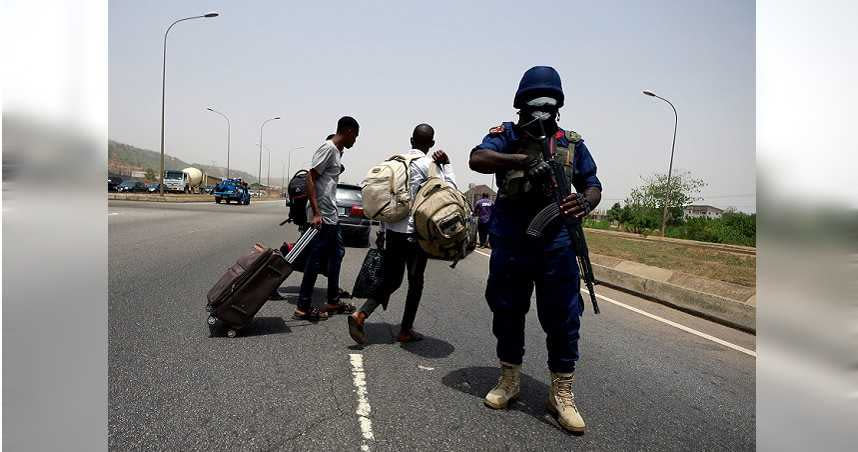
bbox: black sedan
[336,184,371,247]
[116,180,147,193]
[108,176,123,192]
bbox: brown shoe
[348,312,368,345]
[292,307,329,321]
[396,329,423,343]
[324,301,356,315]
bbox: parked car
[145,183,161,193]
[213,179,251,205]
[108,176,123,192]
[336,183,371,247]
[116,180,147,193]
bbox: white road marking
[469,249,755,358]
[349,354,374,451]
[418,365,435,371]
[586,291,756,358]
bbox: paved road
[109,200,755,451]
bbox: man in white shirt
[348,123,456,344]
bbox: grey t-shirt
[310,140,342,225]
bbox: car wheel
[215,197,221,204]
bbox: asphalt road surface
[109,200,755,451]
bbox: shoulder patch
[488,125,505,135]
[566,130,582,143]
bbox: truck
[213,178,251,205]
[163,167,206,193]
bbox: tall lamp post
[643,90,678,236]
[259,117,280,185]
[206,107,230,178]
[159,11,220,196]
[287,145,305,187]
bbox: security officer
[468,66,602,434]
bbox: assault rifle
[525,120,600,314]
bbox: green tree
[606,202,623,223]
[144,168,156,181]
[625,170,706,232]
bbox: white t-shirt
[383,149,458,234]
[309,140,342,225]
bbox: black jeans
[359,231,428,330]
[297,224,342,311]
[477,222,489,246]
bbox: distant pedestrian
[348,123,457,344]
[473,193,493,248]
[293,116,360,321]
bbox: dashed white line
[349,353,374,451]
[469,248,755,357]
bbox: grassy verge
[585,231,756,287]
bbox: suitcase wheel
[226,329,238,338]
[207,315,218,326]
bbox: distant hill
[108,140,256,182]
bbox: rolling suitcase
[205,227,318,338]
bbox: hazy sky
[109,0,755,211]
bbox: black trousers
[359,231,428,330]
[477,222,489,246]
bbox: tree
[625,170,706,231]
[606,202,622,222]
[144,168,156,182]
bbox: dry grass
[585,232,756,287]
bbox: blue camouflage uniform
[472,121,601,373]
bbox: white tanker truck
[163,167,207,193]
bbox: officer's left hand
[432,150,450,164]
[560,193,592,218]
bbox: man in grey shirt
[295,116,360,321]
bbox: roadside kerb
[589,253,756,333]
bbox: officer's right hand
[310,215,323,228]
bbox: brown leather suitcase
[205,228,317,337]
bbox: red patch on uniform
[554,130,565,139]
[489,125,504,134]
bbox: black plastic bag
[352,235,385,300]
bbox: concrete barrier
[589,254,756,333]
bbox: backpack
[361,154,422,223]
[411,164,472,266]
[287,170,309,225]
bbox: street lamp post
[287,145,305,188]
[159,11,219,196]
[259,117,280,185]
[206,107,230,178]
[643,90,678,236]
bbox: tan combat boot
[484,362,521,409]
[546,372,586,433]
